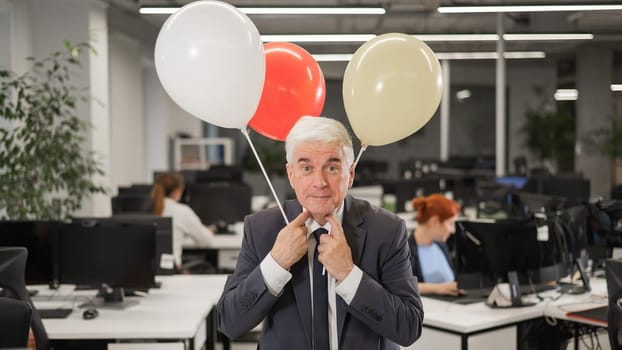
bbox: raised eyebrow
[296,157,311,164]
[326,157,342,164]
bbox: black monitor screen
[73,215,173,276]
[385,179,441,212]
[0,221,58,284]
[58,222,156,289]
[187,182,252,228]
[111,195,154,215]
[454,217,561,286]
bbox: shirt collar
[304,202,344,238]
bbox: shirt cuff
[260,253,292,296]
[335,265,363,305]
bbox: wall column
[576,44,613,198]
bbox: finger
[325,214,343,238]
[290,210,311,227]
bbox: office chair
[606,258,622,350]
[0,296,32,348]
[0,247,50,350]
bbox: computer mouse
[82,308,99,320]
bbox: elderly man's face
[286,141,354,221]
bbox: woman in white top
[151,172,214,272]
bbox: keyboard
[425,288,491,305]
[38,308,73,319]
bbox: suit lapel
[337,196,366,340]
[285,201,313,347]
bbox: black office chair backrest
[607,258,622,350]
[0,247,50,350]
[0,296,32,348]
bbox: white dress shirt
[260,203,364,350]
[162,197,214,266]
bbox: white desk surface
[543,277,608,327]
[33,274,228,340]
[422,277,609,334]
[184,223,244,250]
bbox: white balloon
[154,1,265,129]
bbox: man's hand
[318,214,354,282]
[270,211,311,270]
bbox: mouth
[308,195,331,200]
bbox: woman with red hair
[409,194,462,296]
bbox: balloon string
[241,129,289,224]
[353,144,367,169]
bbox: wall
[109,31,145,190]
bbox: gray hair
[285,116,354,165]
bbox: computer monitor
[187,182,252,232]
[454,217,563,288]
[195,165,243,183]
[72,215,173,276]
[111,195,154,215]
[58,221,156,308]
[117,184,153,196]
[387,179,441,213]
[0,221,59,286]
[522,176,590,204]
[515,192,566,215]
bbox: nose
[312,169,328,188]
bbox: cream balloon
[343,33,443,146]
[154,0,265,129]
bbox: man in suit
[217,116,423,349]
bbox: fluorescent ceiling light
[312,51,545,61]
[415,34,498,41]
[505,33,593,40]
[438,4,622,13]
[241,7,385,15]
[262,33,592,43]
[313,54,354,62]
[139,7,177,14]
[139,6,385,15]
[437,51,546,59]
[554,89,578,101]
[612,84,622,92]
[262,34,375,43]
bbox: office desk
[184,231,243,271]
[33,275,228,350]
[406,278,609,350]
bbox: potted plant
[521,90,576,174]
[0,41,106,220]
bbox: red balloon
[249,42,326,141]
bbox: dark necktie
[312,227,329,350]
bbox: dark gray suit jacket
[217,196,423,349]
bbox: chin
[303,203,334,218]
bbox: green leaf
[0,40,105,220]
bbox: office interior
[2,0,622,349]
